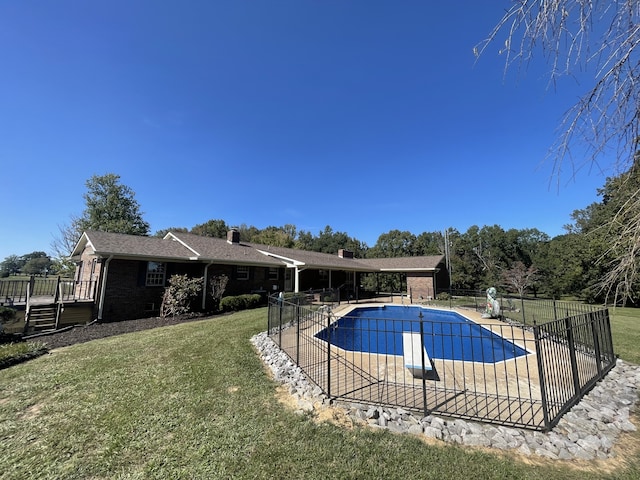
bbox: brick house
[71,229,448,322]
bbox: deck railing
[0,276,97,305]
[267,297,616,431]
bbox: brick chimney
[227,229,240,244]
[338,249,353,259]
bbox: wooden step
[26,304,59,332]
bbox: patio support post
[23,279,33,334]
[97,256,113,321]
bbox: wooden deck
[2,296,95,334]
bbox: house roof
[246,243,377,271]
[71,230,445,273]
[167,232,284,267]
[357,256,443,272]
[71,231,197,261]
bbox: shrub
[209,274,229,312]
[436,292,451,301]
[219,294,262,312]
[160,275,203,318]
[0,306,17,334]
[0,306,16,323]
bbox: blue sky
[1,1,610,260]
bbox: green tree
[460,225,510,287]
[0,255,23,277]
[52,173,150,259]
[77,174,150,235]
[558,161,640,303]
[236,224,260,242]
[251,225,295,248]
[190,219,229,238]
[479,1,640,303]
[414,231,444,256]
[294,230,315,251]
[295,226,367,257]
[536,233,590,299]
[509,228,550,268]
[22,257,52,276]
[448,227,484,290]
[153,227,189,238]
[367,230,417,258]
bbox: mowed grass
[1,309,640,479]
[610,307,640,365]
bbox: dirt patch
[274,385,356,429]
[29,314,221,350]
[21,402,44,420]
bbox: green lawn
[610,307,640,365]
[1,308,639,479]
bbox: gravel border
[252,330,640,461]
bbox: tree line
[2,165,634,306]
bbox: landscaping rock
[251,332,640,461]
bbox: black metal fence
[433,289,603,325]
[267,296,616,431]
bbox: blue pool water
[315,306,528,363]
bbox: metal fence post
[419,313,428,417]
[326,308,332,399]
[296,303,300,366]
[565,316,582,398]
[278,300,283,347]
[521,296,526,324]
[589,312,603,377]
[533,320,551,430]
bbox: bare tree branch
[478,1,640,304]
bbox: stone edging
[251,331,640,461]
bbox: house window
[268,267,279,280]
[90,258,97,279]
[146,262,166,286]
[74,262,83,282]
[319,270,329,281]
[237,265,249,280]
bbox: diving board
[402,332,432,378]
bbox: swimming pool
[315,306,529,363]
